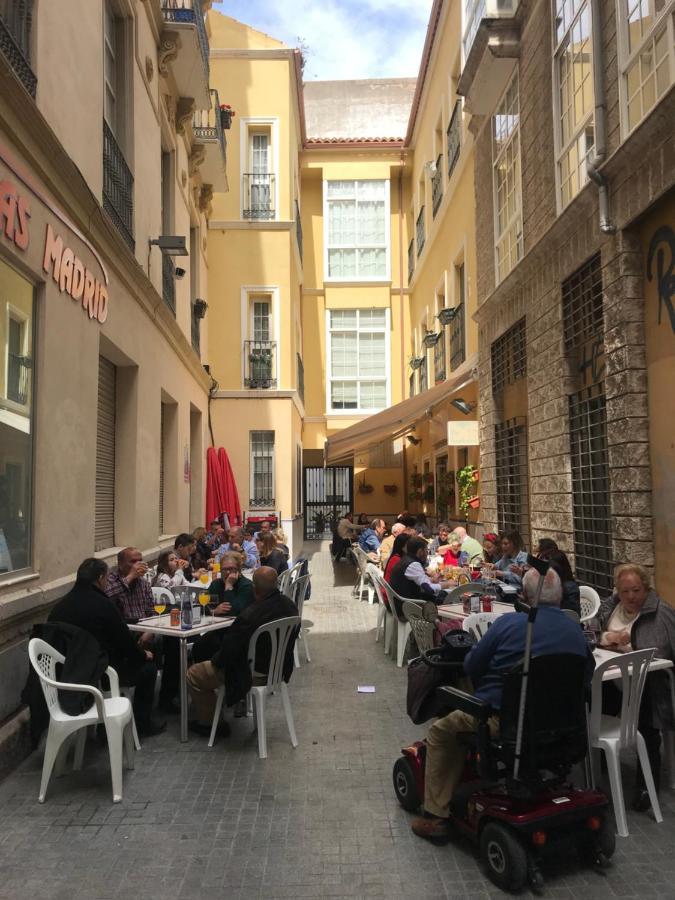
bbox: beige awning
[324,353,478,464]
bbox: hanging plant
[358,473,374,494]
[436,471,456,510]
[456,464,478,517]
[383,484,398,495]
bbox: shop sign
[0,179,30,251]
[43,223,108,323]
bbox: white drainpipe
[586,0,617,233]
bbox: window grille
[495,417,530,545]
[431,154,443,217]
[562,253,603,351]
[250,430,275,507]
[569,383,612,590]
[0,0,36,97]
[419,356,428,393]
[447,100,461,179]
[449,302,466,371]
[491,317,527,394]
[416,206,426,256]
[434,331,446,383]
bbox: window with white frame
[325,180,389,279]
[619,0,675,134]
[493,74,523,283]
[250,430,275,506]
[553,0,595,208]
[327,309,388,411]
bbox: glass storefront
[0,257,33,574]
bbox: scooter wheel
[480,822,528,891]
[393,758,420,812]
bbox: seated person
[388,536,447,604]
[539,547,580,617]
[50,558,166,737]
[192,552,254,664]
[482,532,501,564]
[358,518,386,558]
[186,567,298,736]
[174,532,207,582]
[598,563,675,811]
[442,533,469,568]
[453,526,483,565]
[257,533,289,575]
[191,527,210,570]
[379,522,405,569]
[357,513,370,527]
[215,526,258,570]
[414,514,431,539]
[494,530,529,586]
[411,567,592,839]
[152,548,188,589]
[274,528,290,560]
[204,519,225,552]
[428,522,452,557]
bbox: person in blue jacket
[495,529,529,587]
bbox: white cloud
[213,0,434,80]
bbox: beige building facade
[0,0,225,772]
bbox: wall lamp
[406,434,421,445]
[149,235,188,256]
[451,398,476,416]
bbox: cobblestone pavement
[2,544,675,899]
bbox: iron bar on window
[0,0,36,97]
[416,206,425,257]
[245,340,277,389]
[162,253,175,314]
[432,154,443,217]
[447,101,461,180]
[103,120,134,251]
[495,416,530,547]
[449,302,466,370]
[491,317,526,394]
[243,173,276,220]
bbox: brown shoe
[411,815,450,842]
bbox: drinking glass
[154,602,166,619]
[199,591,211,622]
[199,572,209,586]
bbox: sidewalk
[0,543,674,898]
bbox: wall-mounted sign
[43,223,108,323]
[0,180,30,251]
[448,420,479,446]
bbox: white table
[129,613,234,742]
[436,601,515,621]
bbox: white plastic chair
[352,545,375,604]
[151,586,174,607]
[279,561,302,597]
[375,577,423,667]
[589,647,663,837]
[367,564,394,649]
[402,601,435,654]
[579,585,601,622]
[291,574,311,667]
[28,638,135,803]
[462,611,501,640]
[209,615,300,758]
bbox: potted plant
[436,471,456,511]
[219,104,235,129]
[408,472,424,502]
[383,484,398,495]
[358,474,374,494]
[456,464,479,518]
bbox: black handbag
[406,631,476,724]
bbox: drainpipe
[398,153,408,496]
[586,0,616,234]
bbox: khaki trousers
[187,660,225,723]
[424,709,499,818]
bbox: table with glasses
[436,601,515,620]
[129,613,234,742]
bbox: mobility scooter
[393,557,615,891]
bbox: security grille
[431,154,443,217]
[569,383,612,590]
[562,253,603,351]
[103,120,134,251]
[434,332,446,383]
[492,317,526,394]
[0,0,36,97]
[447,100,461,179]
[95,357,116,551]
[449,302,466,371]
[250,430,274,507]
[495,417,530,546]
[304,466,353,540]
[419,356,428,393]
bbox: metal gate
[304,466,353,540]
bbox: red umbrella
[218,446,242,526]
[205,446,226,526]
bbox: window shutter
[95,357,116,550]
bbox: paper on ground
[357,685,376,693]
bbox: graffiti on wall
[647,225,675,332]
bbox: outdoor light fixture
[451,398,476,416]
[193,298,208,319]
[149,235,188,256]
[406,434,421,445]
[422,330,441,348]
[409,356,425,370]
[437,307,458,326]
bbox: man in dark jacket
[49,558,166,737]
[388,537,447,611]
[187,566,298,736]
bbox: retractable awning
[324,353,478,464]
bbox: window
[419,354,428,393]
[250,431,275,507]
[0,260,34,574]
[95,357,116,551]
[0,0,36,96]
[245,295,276,389]
[619,0,675,134]
[327,309,388,412]
[492,318,527,394]
[554,0,595,208]
[493,74,523,282]
[449,263,466,371]
[325,180,389,279]
[495,417,530,545]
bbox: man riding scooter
[411,566,594,840]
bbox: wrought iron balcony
[408,239,415,284]
[431,155,443,217]
[7,352,31,405]
[0,1,36,97]
[161,0,210,109]
[192,88,227,186]
[416,206,425,257]
[458,0,521,114]
[434,337,446,384]
[243,173,276,220]
[244,340,277,389]
[103,121,134,251]
[249,496,275,508]
[449,302,466,371]
[447,101,461,180]
[295,200,303,261]
[162,253,175,314]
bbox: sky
[213,0,435,81]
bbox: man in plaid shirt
[106,547,155,624]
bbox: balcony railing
[295,199,303,261]
[431,154,443,217]
[450,302,466,370]
[243,173,276,220]
[162,253,175,314]
[463,0,520,59]
[434,337,446,384]
[192,87,226,154]
[103,121,134,251]
[297,352,305,403]
[244,340,277,389]
[161,0,209,81]
[416,207,425,257]
[0,1,35,97]
[408,239,415,283]
[250,496,275,508]
[447,101,461,180]
[7,352,31,405]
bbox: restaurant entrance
[303,466,353,540]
